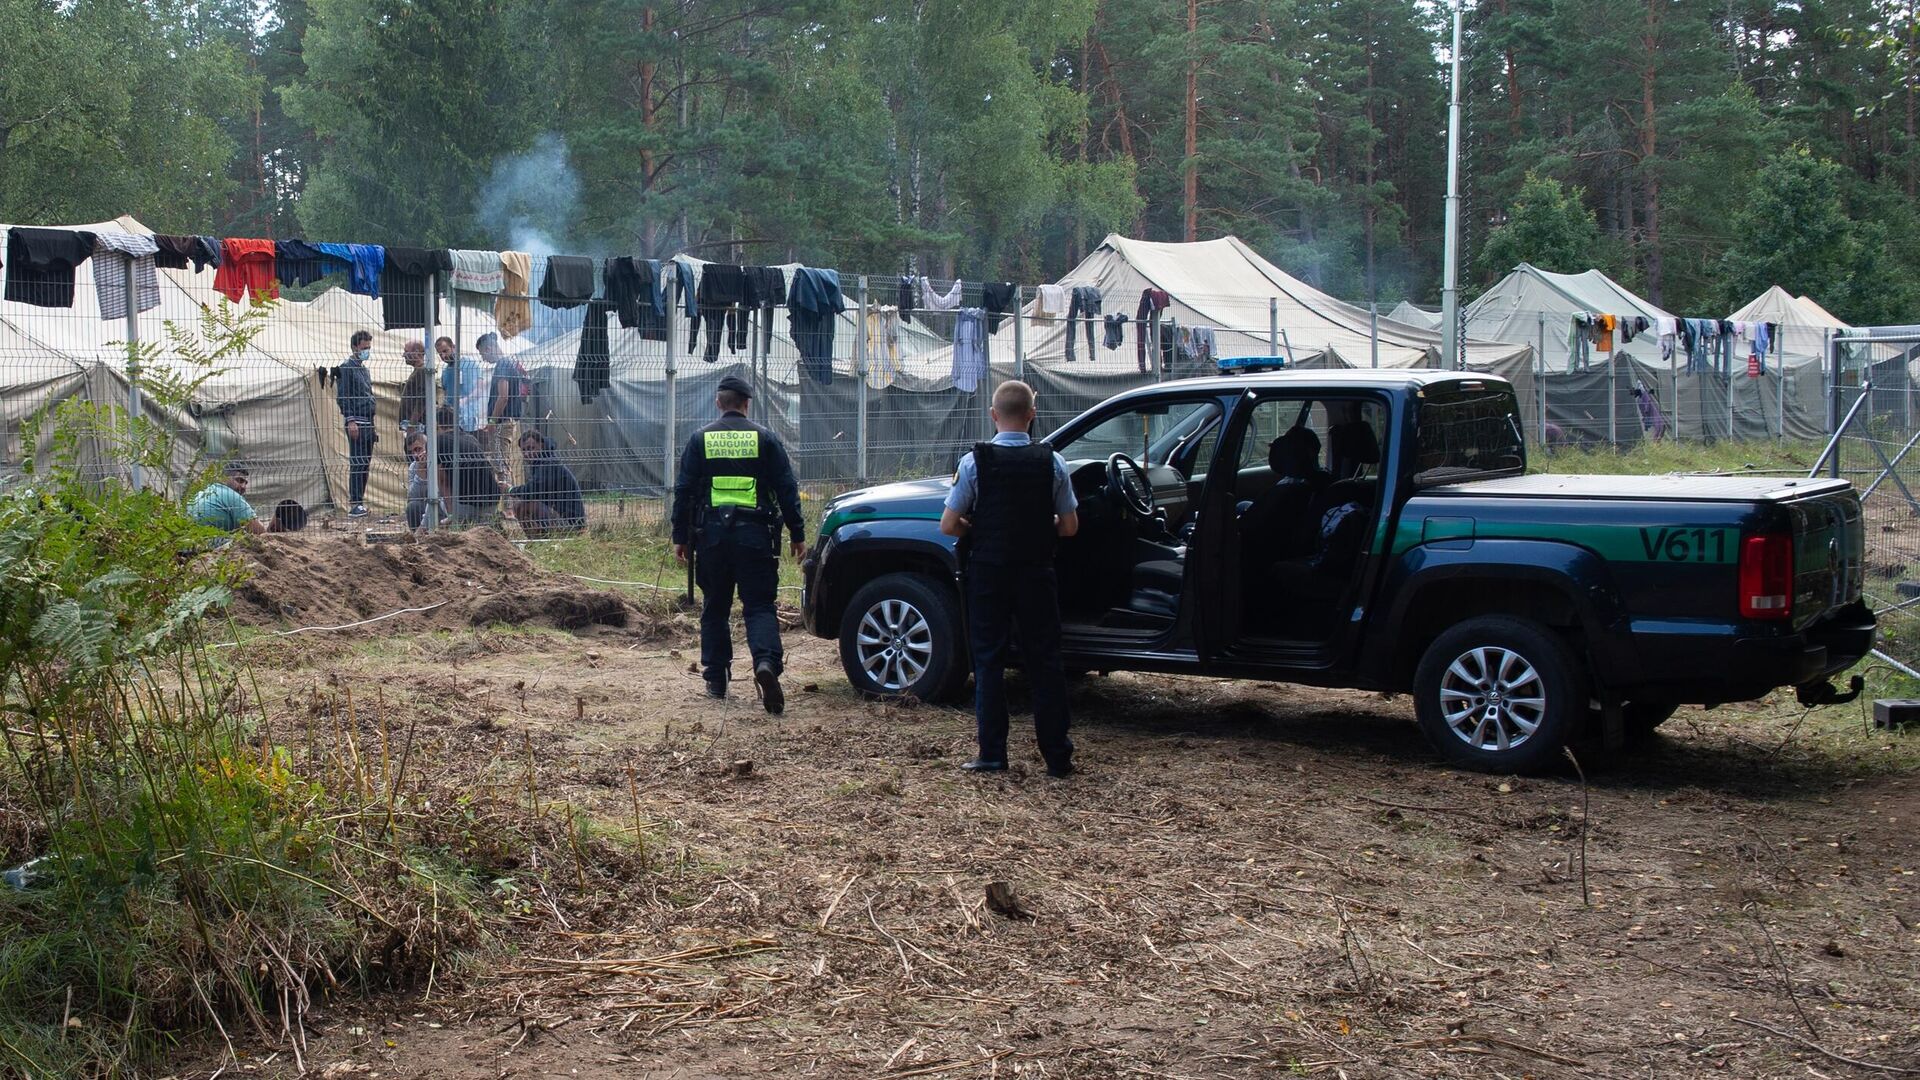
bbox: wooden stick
[1731,1017,1920,1074]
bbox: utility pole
[1184,0,1199,242]
[1440,0,1466,370]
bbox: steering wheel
[1105,453,1156,521]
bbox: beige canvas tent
[1386,300,1441,330]
[1,215,339,507]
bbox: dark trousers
[696,518,783,683]
[967,560,1073,768]
[346,424,376,503]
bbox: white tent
[1728,285,1848,370]
[1386,300,1441,330]
[1464,263,1672,373]
[1,215,338,506]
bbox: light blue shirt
[442,356,483,431]
[945,431,1077,518]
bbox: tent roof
[1386,300,1440,330]
[992,234,1531,376]
[1729,285,1851,329]
[1463,263,1672,372]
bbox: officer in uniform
[673,375,806,713]
[939,380,1079,777]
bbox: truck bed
[1429,474,1852,502]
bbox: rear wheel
[1414,615,1585,774]
[838,573,966,702]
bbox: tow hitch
[1796,674,1865,708]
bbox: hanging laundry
[896,274,917,324]
[1752,321,1772,374]
[537,254,595,310]
[153,234,220,272]
[981,281,1017,333]
[675,259,699,353]
[866,306,903,390]
[496,250,532,338]
[1567,313,1594,371]
[574,299,615,404]
[744,265,786,355]
[922,277,963,311]
[787,267,846,384]
[1594,313,1617,354]
[694,262,751,363]
[213,238,278,304]
[1683,318,1715,375]
[1034,283,1067,319]
[1068,285,1102,362]
[313,243,384,297]
[381,246,451,330]
[274,239,330,288]
[1655,316,1679,363]
[1632,381,1668,440]
[1103,312,1128,350]
[1136,289,1170,372]
[1619,315,1649,345]
[604,257,653,329]
[952,308,988,393]
[1191,326,1216,371]
[92,232,161,320]
[448,248,505,313]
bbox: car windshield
[1059,400,1222,468]
[1413,385,1526,484]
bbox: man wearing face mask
[336,329,377,518]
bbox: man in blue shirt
[188,463,268,546]
[940,380,1079,777]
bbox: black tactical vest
[967,441,1058,566]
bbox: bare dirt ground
[179,578,1920,1080]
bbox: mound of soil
[226,528,633,632]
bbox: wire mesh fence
[0,224,1852,549]
[1831,332,1920,673]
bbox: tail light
[1739,532,1793,621]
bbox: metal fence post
[856,275,869,484]
[1369,302,1379,368]
[123,256,144,492]
[1608,351,1618,448]
[1535,311,1547,443]
[1667,328,1680,442]
[1827,331,1841,478]
[1775,332,1786,440]
[1269,297,1279,355]
[1012,285,1026,380]
[427,279,445,530]
[664,267,679,500]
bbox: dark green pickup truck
[800,370,1873,772]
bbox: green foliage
[1477,173,1604,280]
[0,0,256,230]
[1715,148,1916,323]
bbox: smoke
[475,133,580,255]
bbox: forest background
[4,0,1919,324]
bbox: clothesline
[1566,310,1780,377]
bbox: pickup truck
[800,370,1874,772]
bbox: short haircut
[435,336,455,348]
[223,461,250,479]
[992,380,1036,418]
[436,404,457,427]
[405,432,427,453]
[475,332,499,351]
[716,388,749,410]
[351,330,373,349]
[403,339,425,354]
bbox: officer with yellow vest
[673,375,806,712]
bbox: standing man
[336,329,377,518]
[672,375,805,713]
[398,339,434,436]
[939,380,1079,778]
[478,332,527,484]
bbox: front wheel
[1413,615,1586,773]
[838,573,967,702]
